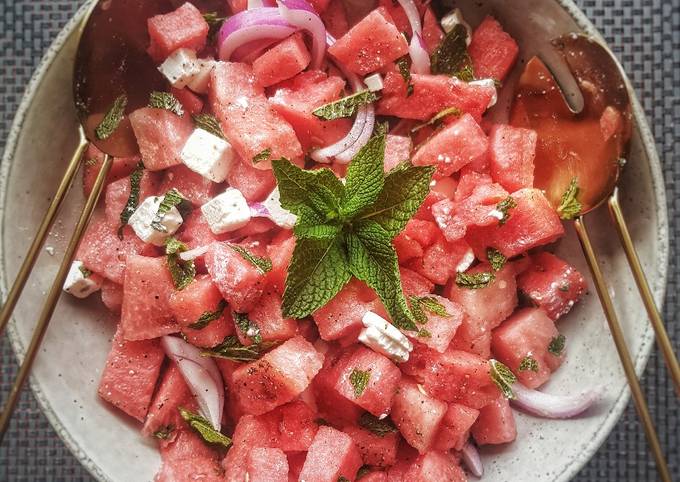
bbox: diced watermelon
[77,214,158,284]
[414,190,447,222]
[97,326,164,421]
[81,144,138,197]
[121,255,179,340]
[100,280,123,314]
[266,234,296,295]
[129,107,194,171]
[343,424,400,467]
[299,426,363,482]
[449,314,492,358]
[246,447,289,482]
[401,345,500,409]
[156,429,224,482]
[269,70,350,151]
[210,62,303,168]
[390,378,447,454]
[333,346,402,416]
[376,0,426,36]
[159,164,215,205]
[517,252,587,321]
[227,154,277,202]
[308,0,331,13]
[433,403,479,452]
[412,113,489,177]
[171,86,203,115]
[232,336,323,415]
[359,471,388,482]
[404,451,467,482]
[270,400,319,452]
[400,267,434,297]
[471,397,517,445]
[223,414,279,482]
[253,33,311,87]
[492,307,565,388]
[242,289,297,344]
[287,452,307,482]
[393,233,423,263]
[147,3,209,62]
[104,171,161,227]
[455,167,493,202]
[313,348,364,426]
[422,7,445,54]
[377,71,496,122]
[489,125,537,192]
[468,16,519,82]
[142,364,195,438]
[384,134,413,172]
[407,295,464,353]
[168,275,233,348]
[177,211,220,251]
[204,242,266,313]
[328,7,409,75]
[403,219,440,248]
[313,279,378,341]
[430,176,458,200]
[321,0,350,39]
[407,236,474,286]
[227,0,247,14]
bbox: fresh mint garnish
[486,247,507,271]
[396,56,414,96]
[313,90,379,121]
[188,300,227,330]
[229,245,272,274]
[272,131,433,330]
[118,161,145,238]
[153,425,174,440]
[430,24,475,81]
[410,296,450,324]
[152,189,187,233]
[201,336,278,362]
[192,113,225,139]
[178,408,231,448]
[455,271,495,289]
[253,148,272,164]
[489,359,517,399]
[548,334,566,356]
[165,237,196,290]
[78,265,92,278]
[233,312,262,344]
[411,106,462,133]
[349,369,371,397]
[203,12,227,40]
[496,196,517,225]
[557,177,582,220]
[358,412,397,437]
[148,91,184,116]
[95,94,127,140]
[519,355,539,372]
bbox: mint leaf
[95,94,127,140]
[410,296,450,324]
[78,265,92,278]
[431,24,475,80]
[489,359,516,399]
[233,312,262,344]
[202,336,278,362]
[340,131,387,219]
[253,148,271,164]
[358,412,397,437]
[548,334,566,356]
[411,106,463,133]
[282,233,351,319]
[455,271,495,289]
[148,91,184,116]
[165,237,196,290]
[152,189,187,233]
[346,221,416,331]
[118,161,145,237]
[229,245,272,273]
[496,196,517,225]
[349,369,371,397]
[358,163,434,237]
[192,113,225,139]
[486,247,507,271]
[188,300,227,330]
[396,56,414,96]
[557,177,582,220]
[294,223,342,240]
[179,408,231,448]
[519,355,539,372]
[313,90,379,121]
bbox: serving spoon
[510,33,677,482]
[0,0,226,442]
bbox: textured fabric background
[0,0,678,480]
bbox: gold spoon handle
[573,217,671,482]
[607,188,680,396]
[0,150,112,443]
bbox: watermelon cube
[266,234,296,295]
[232,336,323,415]
[204,242,266,313]
[455,168,493,202]
[468,16,519,82]
[377,0,426,36]
[100,280,123,314]
[253,33,311,87]
[390,378,447,454]
[243,289,297,344]
[81,144,138,197]
[222,414,280,482]
[313,349,364,426]
[422,7,444,54]
[449,314,492,358]
[121,255,179,340]
[170,86,203,115]
[489,124,537,192]
[156,429,224,482]
[414,190,448,222]
[270,400,319,452]
[412,113,489,177]
[97,326,164,422]
[492,307,565,388]
[517,252,587,321]
[433,403,480,452]
[226,154,277,202]
[400,267,434,297]
[327,7,409,75]
[177,211,220,251]
[321,0,349,38]
[129,107,194,171]
[142,364,195,439]
[403,219,440,248]
[393,232,423,263]
[333,346,402,417]
[408,236,474,286]
[313,279,378,341]
[406,295,464,353]
[209,62,303,168]
[384,134,413,172]
[299,426,363,482]
[269,70,351,151]
[159,164,215,205]
[343,423,399,467]
[227,0,247,14]
[358,472,388,482]
[471,397,517,445]
[246,447,289,482]
[287,452,307,482]
[377,71,496,122]
[308,0,331,13]
[147,2,209,62]
[104,171,161,228]
[404,451,467,482]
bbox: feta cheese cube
[201,188,251,234]
[181,128,235,183]
[260,188,297,229]
[128,196,183,246]
[186,58,216,94]
[441,8,472,45]
[158,48,200,89]
[364,73,384,92]
[469,78,498,107]
[358,311,413,363]
[63,261,102,298]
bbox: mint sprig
[272,131,434,330]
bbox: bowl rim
[0,1,669,481]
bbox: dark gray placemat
[0,0,678,480]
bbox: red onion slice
[311,106,368,163]
[410,33,431,74]
[334,104,376,164]
[461,441,484,478]
[511,383,600,419]
[396,0,423,35]
[179,245,209,261]
[161,336,225,431]
[219,25,297,60]
[277,0,326,69]
[218,8,296,61]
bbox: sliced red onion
[311,106,368,163]
[461,441,484,478]
[218,8,297,61]
[410,33,431,74]
[161,336,225,431]
[277,0,326,69]
[179,245,209,261]
[248,0,277,8]
[335,104,376,163]
[396,0,423,35]
[511,383,600,419]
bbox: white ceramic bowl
[0,1,668,481]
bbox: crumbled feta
[201,188,251,234]
[441,8,472,45]
[158,48,201,89]
[364,73,384,92]
[456,247,476,273]
[260,188,297,229]
[186,58,216,94]
[128,196,183,246]
[63,261,101,298]
[181,128,235,183]
[469,78,498,108]
[358,311,413,363]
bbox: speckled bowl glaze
[0,1,668,481]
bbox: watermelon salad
[63,1,604,480]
